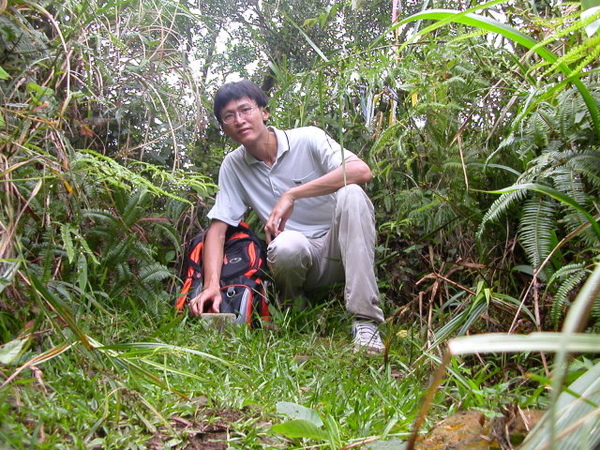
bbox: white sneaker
[352,320,385,355]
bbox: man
[188,80,385,354]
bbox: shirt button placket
[268,173,278,198]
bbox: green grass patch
[0,299,552,449]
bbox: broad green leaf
[271,419,329,441]
[276,401,324,427]
[0,66,9,80]
[26,82,54,98]
[0,338,27,365]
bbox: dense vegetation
[1,0,599,448]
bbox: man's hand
[263,157,373,243]
[264,191,295,243]
[188,285,222,316]
[188,220,228,315]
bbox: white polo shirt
[207,126,356,238]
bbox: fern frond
[571,37,600,76]
[371,122,404,157]
[105,235,134,264]
[122,190,148,229]
[152,222,181,253]
[557,91,579,139]
[0,15,48,58]
[441,75,467,87]
[60,223,77,264]
[547,262,590,328]
[568,150,600,190]
[528,146,562,172]
[518,196,558,275]
[130,240,154,260]
[82,209,121,228]
[560,210,600,248]
[115,262,132,285]
[138,262,171,285]
[72,151,195,206]
[552,167,587,206]
[541,33,600,79]
[530,107,553,147]
[478,188,528,237]
[528,7,600,76]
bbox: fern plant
[547,262,592,329]
[479,90,600,327]
[76,188,174,305]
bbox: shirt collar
[243,126,289,165]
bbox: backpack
[175,222,270,327]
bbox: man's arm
[264,155,372,242]
[188,219,229,316]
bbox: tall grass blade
[100,341,251,381]
[281,11,329,63]
[448,332,600,354]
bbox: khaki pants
[266,185,385,323]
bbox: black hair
[213,80,270,124]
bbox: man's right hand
[188,285,222,316]
[189,220,228,316]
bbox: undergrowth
[0,297,552,449]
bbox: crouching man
[188,80,385,354]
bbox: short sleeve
[308,127,356,172]
[206,156,248,226]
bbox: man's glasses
[222,105,258,125]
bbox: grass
[0,296,554,449]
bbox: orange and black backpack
[175,222,270,327]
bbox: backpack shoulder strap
[226,222,266,250]
[184,232,206,272]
